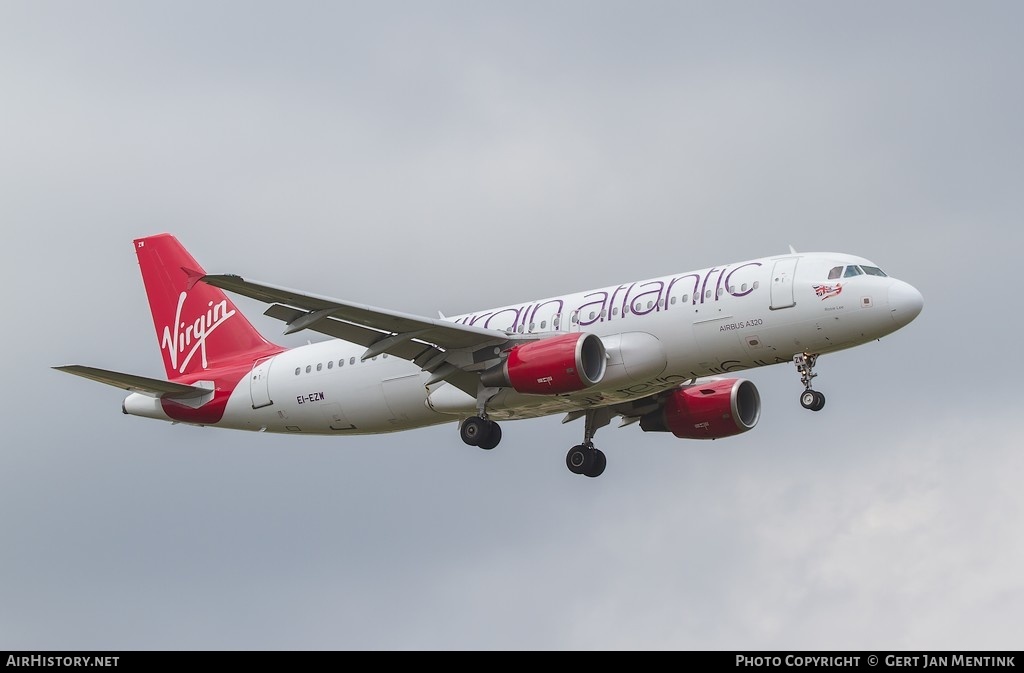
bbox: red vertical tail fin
[134,234,282,381]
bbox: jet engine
[640,378,760,439]
[480,333,607,395]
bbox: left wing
[53,365,212,398]
[201,274,518,393]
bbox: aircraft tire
[566,444,589,475]
[460,416,488,446]
[477,421,502,450]
[584,449,606,478]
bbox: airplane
[55,234,923,477]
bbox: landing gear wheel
[794,354,827,412]
[800,390,826,412]
[584,449,606,478]
[477,421,502,450]
[566,444,590,475]
[567,409,613,477]
[460,416,488,446]
[566,445,605,477]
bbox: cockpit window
[843,265,864,278]
[861,266,887,277]
[828,266,843,280]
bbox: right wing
[201,274,522,395]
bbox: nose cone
[888,280,924,327]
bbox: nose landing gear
[794,353,826,411]
[800,388,826,411]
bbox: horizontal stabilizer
[53,365,211,399]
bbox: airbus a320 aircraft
[56,234,923,477]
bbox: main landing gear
[566,444,606,478]
[565,408,612,478]
[460,399,611,478]
[460,415,502,450]
[460,386,503,450]
[794,353,826,412]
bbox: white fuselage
[124,251,922,434]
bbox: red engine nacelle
[640,378,760,439]
[480,333,607,395]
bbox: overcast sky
[2,1,1022,651]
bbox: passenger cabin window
[844,265,864,278]
[327,361,333,369]
[828,266,843,280]
[316,363,322,371]
[305,365,311,373]
[349,357,355,365]
[294,367,300,376]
